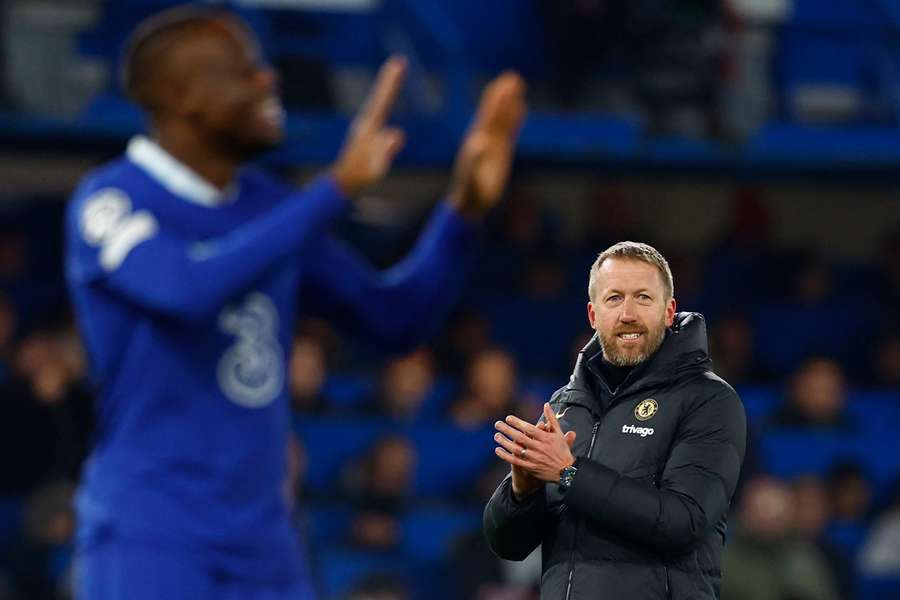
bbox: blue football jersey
[65,136,479,581]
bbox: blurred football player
[65,6,525,599]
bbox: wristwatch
[559,460,579,492]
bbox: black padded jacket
[484,312,747,600]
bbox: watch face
[560,465,578,489]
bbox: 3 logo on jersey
[217,293,284,409]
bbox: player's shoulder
[70,157,151,211]
[66,156,164,252]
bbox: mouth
[617,331,644,344]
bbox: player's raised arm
[66,55,415,323]
[449,71,527,218]
[300,72,528,351]
[330,56,408,197]
[66,175,349,322]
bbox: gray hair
[588,241,674,301]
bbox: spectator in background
[878,230,900,325]
[666,252,706,315]
[576,185,640,260]
[434,309,492,375]
[0,295,17,382]
[789,253,834,307]
[704,188,775,316]
[475,183,560,296]
[452,461,540,600]
[372,348,435,422]
[859,482,900,575]
[0,328,93,494]
[709,312,759,386]
[1,481,76,600]
[450,348,535,430]
[283,433,308,514]
[721,477,841,600]
[343,574,411,600]
[520,252,568,301]
[791,475,856,600]
[20,326,93,478]
[770,357,852,430]
[873,333,900,389]
[288,333,330,414]
[0,228,26,287]
[343,436,417,551]
[825,461,873,559]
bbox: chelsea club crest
[634,398,659,421]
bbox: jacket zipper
[653,473,671,598]
[564,421,600,600]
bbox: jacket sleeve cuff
[565,458,621,515]
[500,476,546,513]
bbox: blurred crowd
[0,0,896,598]
[0,178,895,600]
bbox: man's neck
[153,126,239,191]
[599,359,634,393]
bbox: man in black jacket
[485,241,746,599]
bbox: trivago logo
[622,424,655,437]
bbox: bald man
[64,6,525,600]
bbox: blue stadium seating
[294,417,393,493]
[735,385,780,423]
[321,374,375,411]
[759,429,900,490]
[408,425,495,497]
[315,547,407,598]
[307,503,354,548]
[856,575,900,599]
[0,496,22,546]
[399,507,481,563]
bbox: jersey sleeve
[65,176,349,321]
[300,200,481,352]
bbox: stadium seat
[759,429,900,491]
[315,547,408,599]
[409,425,496,497]
[735,385,780,424]
[399,507,481,563]
[321,373,375,411]
[293,417,396,493]
[751,301,873,377]
[306,503,354,548]
[0,496,22,546]
[856,575,900,599]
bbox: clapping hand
[494,403,576,495]
[449,71,527,217]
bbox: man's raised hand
[331,56,408,197]
[449,71,527,217]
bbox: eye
[638,293,652,301]
[606,294,622,304]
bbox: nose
[619,297,638,323]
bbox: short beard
[599,320,667,367]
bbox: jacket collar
[126,135,236,207]
[564,312,712,411]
